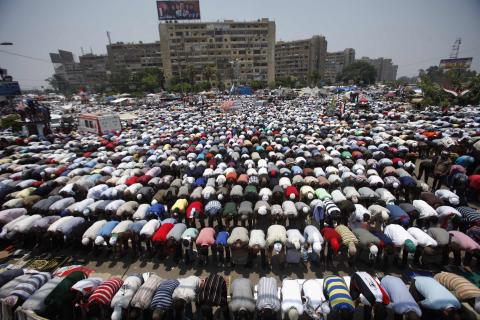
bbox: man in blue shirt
[381,275,421,320]
[214,228,230,267]
[409,276,460,320]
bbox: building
[358,56,398,82]
[78,54,108,91]
[106,41,163,73]
[159,18,276,87]
[324,48,355,84]
[275,35,327,85]
[49,50,84,88]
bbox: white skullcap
[94,236,105,246]
[381,211,389,221]
[109,236,118,246]
[273,242,282,253]
[370,245,378,257]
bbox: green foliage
[250,80,266,90]
[186,65,196,86]
[275,76,299,88]
[337,61,377,85]
[46,74,74,95]
[418,66,479,105]
[202,65,216,84]
[109,67,132,92]
[217,80,226,91]
[193,80,211,92]
[309,70,320,87]
[169,82,192,93]
[133,68,164,92]
[418,75,446,106]
[0,114,21,131]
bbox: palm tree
[186,65,196,86]
[202,65,216,85]
[309,70,320,87]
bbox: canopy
[119,112,138,121]
[111,97,129,104]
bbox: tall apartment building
[358,56,398,82]
[106,41,163,73]
[159,18,276,86]
[324,48,355,84]
[49,50,84,88]
[78,54,108,90]
[275,35,327,85]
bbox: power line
[0,49,51,63]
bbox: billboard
[157,0,200,20]
[439,57,473,70]
[0,82,21,96]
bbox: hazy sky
[1,0,479,89]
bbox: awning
[119,113,138,121]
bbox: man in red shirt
[468,175,480,203]
[152,222,174,257]
[321,227,341,265]
[186,201,204,228]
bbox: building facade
[358,56,398,82]
[106,41,163,73]
[324,48,355,84]
[49,50,84,88]
[159,18,276,86]
[78,54,108,90]
[275,35,327,85]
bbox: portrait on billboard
[157,0,201,20]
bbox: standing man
[432,151,452,190]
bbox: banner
[157,0,200,20]
[439,58,473,70]
[0,82,21,96]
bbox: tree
[186,65,196,86]
[109,67,132,92]
[0,114,21,131]
[170,82,192,93]
[337,61,377,85]
[46,74,72,94]
[309,70,320,87]
[193,80,211,92]
[202,65,216,85]
[418,75,446,106]
[275,76,299,88]
[397,76,418,85]
[140,73,157,92]
[250,80,265,90]
[156,69,165,90]
[417,66,479,105]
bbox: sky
[1,0,480,89]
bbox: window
[84,119,95,128]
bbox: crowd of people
[1,266,480,320]
[0,93,480,319]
